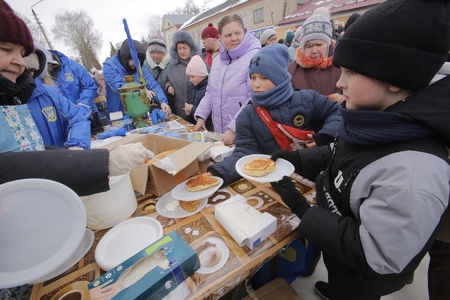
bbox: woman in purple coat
[194,14,261,146]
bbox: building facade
[163,0,386,49]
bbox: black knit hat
[0,0,34,56]
[333,0,450,90]
[344,13,361,32]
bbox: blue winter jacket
[209,89,341,186]
[103,55,168,114]
[49,50,98,116]
[27,78,91,149]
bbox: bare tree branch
[16,12,46,46]
[172,0,202,14]
[146,15,164,40]
[51,9,103,70]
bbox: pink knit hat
[186,55,208,77]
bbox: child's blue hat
[249,44,291,85]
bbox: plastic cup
[158,110,166,122]
[150,112,159,124]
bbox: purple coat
[194,29,261,133]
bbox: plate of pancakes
[156,192,208,218]
[235,154,295,183]
[171,175,223,201]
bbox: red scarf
[204,51,213,67]
[254,105,314,151]
[204,49,219,67]
[295,40,336,70]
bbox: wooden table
[30,173,315,299]
[31,119,316,299]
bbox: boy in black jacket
[271,1,450,299]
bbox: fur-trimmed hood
[169,30,201,65]
[32,42,50,79]
[146,50,171,70]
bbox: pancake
[186,174,220,192]
[243,158,276,177]
[179,200,202,213]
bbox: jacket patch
[64,72,74,82]
[293,115,306,127]
[42,107,57,122]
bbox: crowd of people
[1,0,450,299]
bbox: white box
[215,195,277,249]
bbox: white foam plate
[171,176,223,201]
[95,217,163,271]
[32,228,94,283]
[156,192,207,218]
[90,136,123,149]
[235,154,295,183]
[0,179,87,289]
[192,236,229,274]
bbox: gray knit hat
[299,14,333,47]
[148,36,167,54]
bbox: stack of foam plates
[0,179,88,288]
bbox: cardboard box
[88,231,200,300]
[243,278,303,300]
[101,134,212,196]
[215,195,277,249]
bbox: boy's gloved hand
[271,176,310,218]
[109,142,154,176]
[271,150,301,173]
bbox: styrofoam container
[81,172,137,230]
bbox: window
[253,8,264,24]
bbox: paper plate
[192,236,229,274]
[32,228,94,283]
[156,192,207,218]
[95,217,163,271]
[235,154,295,183]
[171,176,223,201]
[0,179,87,289]
[49,280,91,300]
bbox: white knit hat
[24,52,39,71]
[186,55,208,77]
[312,7,331,21]
[299,14,333,47]
[260,29,276,46]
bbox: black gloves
[271,150,301,174]
[271,176,310,219]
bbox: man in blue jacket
[47,49,98,118]
[103,39,170,118]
